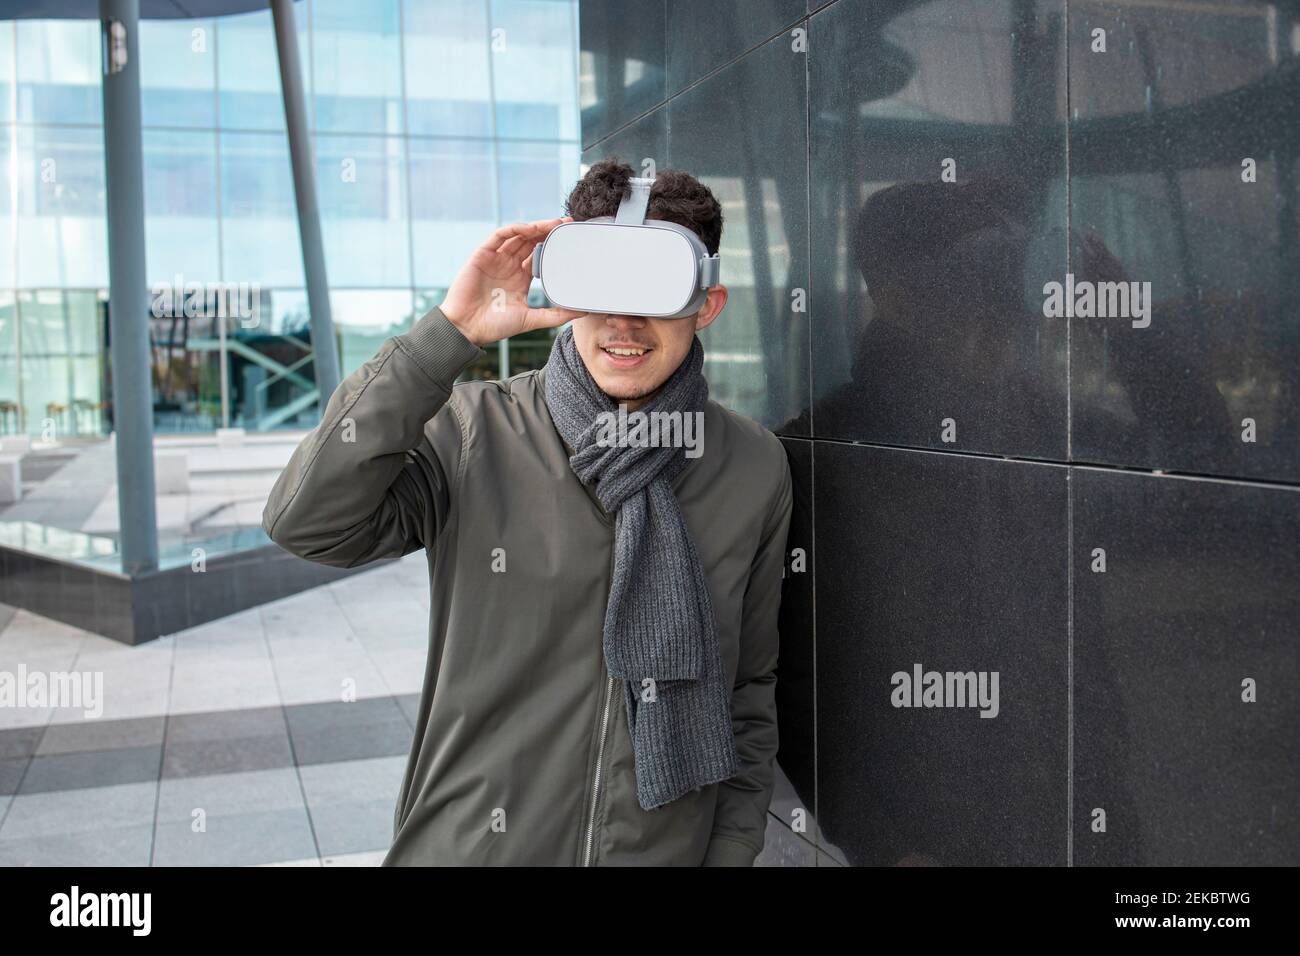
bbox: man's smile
[599,342,655,369]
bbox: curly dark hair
[564,158,723,255]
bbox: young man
[262,160,793,866]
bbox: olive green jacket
[262,305,793,865]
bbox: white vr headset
[531,176,721,319]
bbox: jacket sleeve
[262,306,485,568]
[701,445,794,866]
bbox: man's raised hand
[438,217,584,348]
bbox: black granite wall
[578,0,1299,865]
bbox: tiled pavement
[0,551,433,867]
[0,548,823,866]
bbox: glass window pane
[489,0,579,140]
[145,130,220,286]
[402,0,492,137]
[312,0,403,135]
[216,8,302,131]
[0,293,17,438]
[140,19,216,128]
[17,290,105,439]
[159,289,322,433]
[0,126,13,289]
[17,126,108,288]
[331,288,415,375]
[408,138,497,289]
[497,139,580,222]
[17,20,101,125]
[219,131,305,287]
[315,133,411,286]
[0,22,14,124]
[264,288,308,338]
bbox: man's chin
[601,386,652,404]
[595,375,659,404]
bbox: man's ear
[693,285,728,333]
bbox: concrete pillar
[100,0,158,573]
[270,0,341,402]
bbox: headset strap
[614,176,654,225]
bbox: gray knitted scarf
[542,326,738,810]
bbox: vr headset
[531,176,721,319]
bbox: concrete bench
[0,454,21,504]
[0,435,31,455]
[216,427,246,450]
[154,450,190,494]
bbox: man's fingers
[497,234,528,256]
[500,234,550,281]
[516,219,573,270]
[486,217,566,249]
[486,221,538,246]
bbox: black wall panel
[579,0,1299,865]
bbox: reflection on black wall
[580,0,1300,865]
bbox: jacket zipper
[583,522,618,868]
[583,673,618,866]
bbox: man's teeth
[606,347,647,356]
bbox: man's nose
[602,313,647,328]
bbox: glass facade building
[0,0,580,437]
